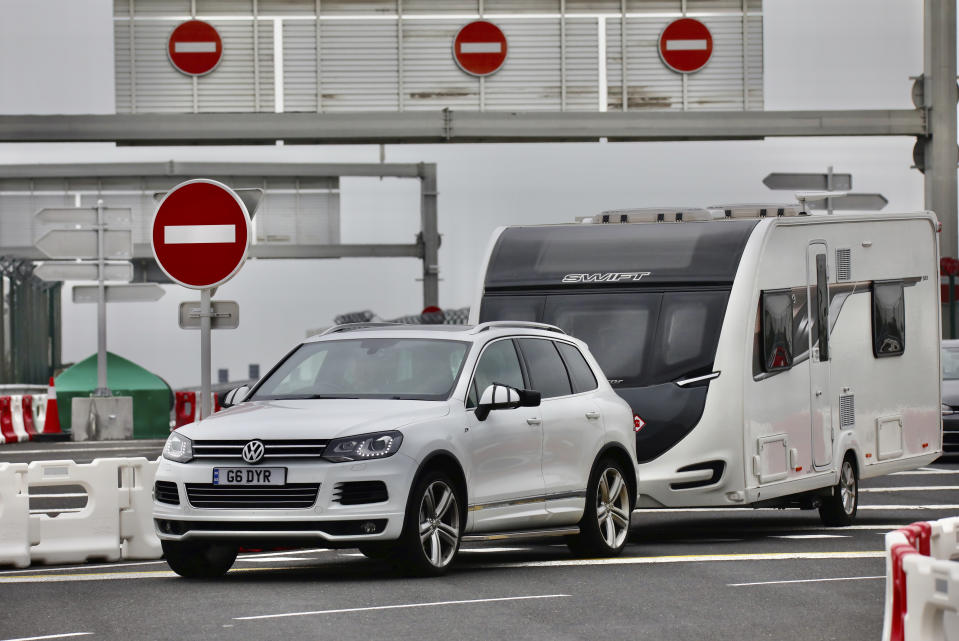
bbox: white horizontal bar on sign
[164,225,235,245]
[174,41,217,53]
[460,42,502,54]
[665,39,708,51]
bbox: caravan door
[806,242,834,469]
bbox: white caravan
[470,205,943,525]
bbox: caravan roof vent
[578,208,713,224]
[709,203,805,219]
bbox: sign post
[152,179,253,420]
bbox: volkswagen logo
[241,440,265,464]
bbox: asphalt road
[0,441,957,641]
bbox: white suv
[154,322,638,577]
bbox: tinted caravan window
[872,280,905,358]
[761,290,794,372]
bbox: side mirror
[475,383,540,421]
[222,385,250,408]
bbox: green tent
[55,352,173,439]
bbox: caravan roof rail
[709,203,807,219]
[576,207,713,224]
[470,321,568,335]
[319,322,402,336]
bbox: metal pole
[826,165,834,215]
[94,199,110,396]
[924,0,958,262]
[951,274,956,339]
[200,287,212,419]
[418,163,439,309]
[0,274,5,383]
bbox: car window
[467,339,526,408]
[518,338,572,399]
[556,342,598,393]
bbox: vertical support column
[924,0,958,262]
[418,163,439,309]
[200,288,212,420]
[49,283,61,378]
[0,274,5,383]
[94,200,109,397]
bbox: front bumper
[152,453,416,545]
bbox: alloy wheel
[595,467,631,549]
[840,460,857,515]
[418,480,460,567]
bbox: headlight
[323,431,403,462]
[163,432,194,463]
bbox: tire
[819,456,858,526]
[392,470,463,577]
[357,543,396,560]
[567,458,632,557]
[161,540,237,578]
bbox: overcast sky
[0,0,942,388]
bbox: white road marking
[234,594,572,621]
[164,224,235,245]
[860,486,959,492]
[665,39,708,51]
[637,505,959,513]
[240,557,314,562]
[0,560,165,576]
[859,504,959,510]
[238,548,328,559]
[174,41,217,53]
[460,547,530,553]
[460,42,502,54]
[0,571,177,583]
[770,534,849,539]
[2,446,159,455]
[729,575,884,587]
[479,551,885,569]
[892,469,959,475]
[0,633,93,641]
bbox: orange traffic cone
[43,376,62,434]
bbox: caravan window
[872,281,905,358]
[761,290,794,372]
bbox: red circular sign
[658,18,713,74]
[152,180,250,289]
[168,20,223,76]
[453,21,508,77]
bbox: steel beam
[0,109,926,145]
[924,0,958,262]
[0,243,422,261]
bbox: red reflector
[633,414,646,432]
[865,453,873,458]
[922,442,929,448]
[795,466,803,472]
[771,345,789,368]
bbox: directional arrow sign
[178,300,240,330]
[35,261,133,282]
[35,207,132,227]
[35,229,133,260]
[763,173,853,191]
[805,193,888,211]
[72,283,165,304]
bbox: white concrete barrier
[119,458,162,560]
[0,463,30,568]
[9,395,28,442]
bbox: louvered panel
[197,0,256,15]
[624,16,682,111]
[197,20,273,113]
[566,0,619,13]
[485,0,560,13]
[114,21,134,114]
[403,19,477,111]
[257,0,318,16]
[840,394,855,429]
[320,20,399,111]
[687,0,757,12]
[746,14,764,109]
[403,0,477,13]
[485,19,562,111]
[836,248,851,281]
[283,20,318,112]
[685,16,749,111]
[130,20,195,113]
[604,17,623,111]
[319,0,395,15]
[565,18,600,111]
[625,1,686,13]
[121,0,190,16]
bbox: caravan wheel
[819,457,858,526]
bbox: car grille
[185,483,320,509]
[192,440,329,460]
[154,481,180,505]
[333,481,389,505]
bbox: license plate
[213,467,286,486]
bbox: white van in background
[470,205,943,525]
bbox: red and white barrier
[174,390,221,428]
[882,517,959,641]
[0,393,50,444]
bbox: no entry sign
[453,21,508,76]
[168,20,223,76]
[152,179,250,289]
[658,18,713,74]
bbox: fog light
[361,521,377,534]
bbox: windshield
[944,346,959,380]
[480,290,728,387]
[252,338,470,401]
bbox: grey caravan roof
[484,220,760,290]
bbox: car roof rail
[470,321,568,335]
[318,322,403,336]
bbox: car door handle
[585,410,601,420]
[526,417,542,426]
